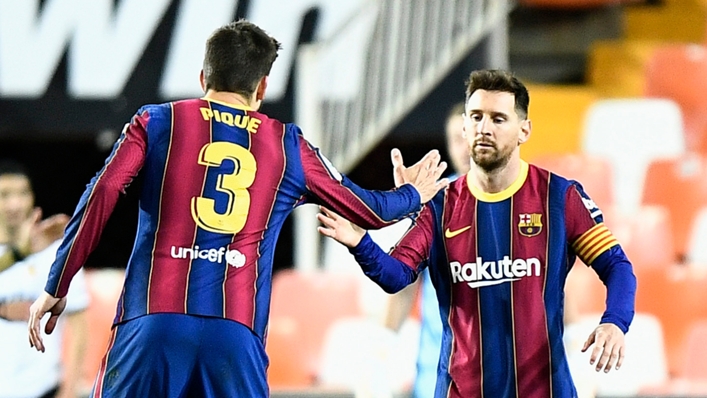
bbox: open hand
[391,148,448,203]
[581,322,626,373]
[316,206,366,248]
[28,291,66,352]
[31,213,69,253]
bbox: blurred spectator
[383,102,470,398]
[0,160,89,398]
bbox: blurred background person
[0,160,89,398]
[382,102,470,398]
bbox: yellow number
[191,142,256,234]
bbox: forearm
[592,246,637,333]
[349,233,417,293]
[0,300,32,321]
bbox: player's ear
[518,119,531,145]
[199,70,206,93]
[255,76,268,102]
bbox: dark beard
[471,147,512,173]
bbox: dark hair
[0,159,33,189]
[203,20,282,97]
[465,70,529,120]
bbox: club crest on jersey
[518,213,543,237]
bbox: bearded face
[463,90,528,173]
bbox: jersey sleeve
[566,182,619,265]
[45,109,149,298]
[565,181,636,332]
[293,125,422,229]
[348,204,436,293]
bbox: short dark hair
[0,159,32,189]
[465,70,530,120]
[203,20,282,97]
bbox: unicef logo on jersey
[170,245,246,268]
[450,256,541,288]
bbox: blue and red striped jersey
[44,98,422,340]
[354,161,635,398]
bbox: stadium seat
[564,313,668,397]
[645,44,707,154]
[267,269,363,388]
[681,319,707,381]
[533,153,614,210]
[581,98,686,214]
[634,267,707,377]
[602,205,675,270]
[317,317,418,395]
[685,206,707,267]
[643,154,707,263]
[76,268,124,394]
[640,319,707,396]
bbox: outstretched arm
[317,206,418,293]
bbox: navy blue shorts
[90,313,268,397]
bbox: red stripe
[444,183,483,397]
[149,100,209,313]
[511,168,552,398]
[223,117,285,323]
[91,326,118,398]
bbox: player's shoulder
[135,101,173,118]
[528,162,577,190]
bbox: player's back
[118,98,304,336]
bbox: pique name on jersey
[450,256,541,288]
[170,245,246,268]
[199,107,262,134]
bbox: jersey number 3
[191,142,257,234]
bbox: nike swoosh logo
[445,225,471,238]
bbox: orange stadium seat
[602,205,675,270]
[62,268,124,394]
[645,44,707,154]
[681,320,707,381]
[533,153,614,210]
[634,267,707,377]
[581,98,686,214]
[640,319,707,396]
[642,154,707,263]
[267,269,362,388]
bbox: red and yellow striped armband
[571,223,619,265]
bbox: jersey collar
[467,160,529,202]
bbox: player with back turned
[318,69,637,398]
[27,20,448,397]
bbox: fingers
[586,324,625,373]
[30,207,42,224]
[45,314,59,335]
[390,148,403,168]
[28,306,45,352]
[615,344,625,370]
[581,332,595,353]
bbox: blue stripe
[186,104,250,316]
[252,126,308,335]
[546,175,577,396]
[477,199,516,397]
[425,193,452,394]
[124,104,172,318]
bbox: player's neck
[202,90,255,109]
[470,155,522,194]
